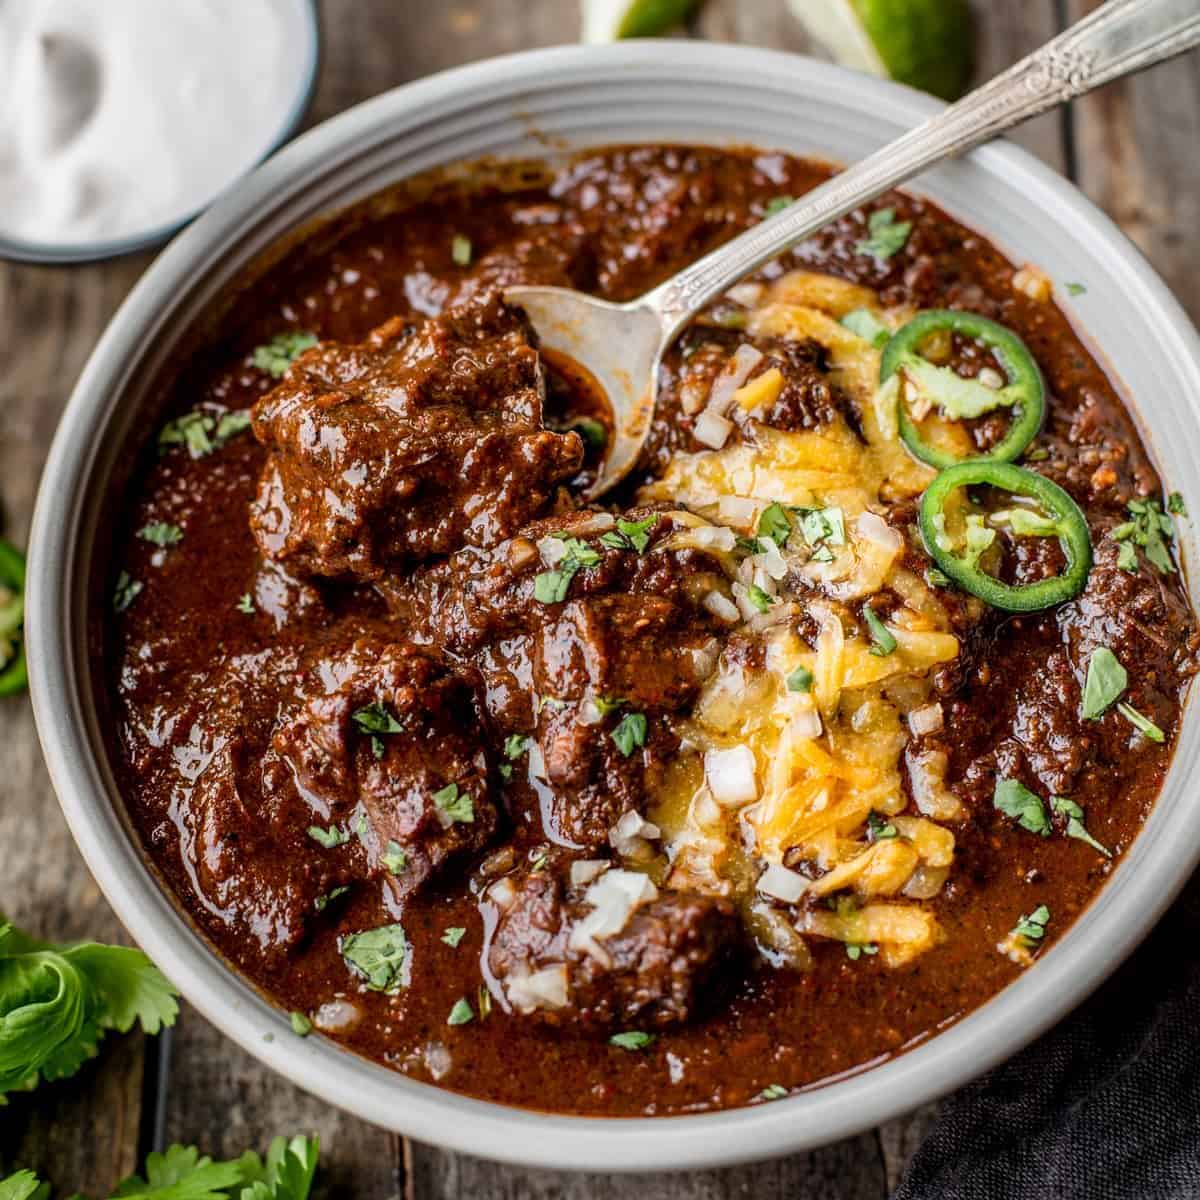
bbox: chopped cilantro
[1117,702,1165,743]
[236,592,255,614]
[307,824,349,849]
[1081,647,1127,720]
[786,665,813,693]
[756,1083,789,1101]
[447,997,474,1026]
[504,734,530,759]
[381,841,407,875]
[138,522,182,548]
[113,571,143,613]
[159,406,255,456]
[314,885,349,913]
[1065,281,1088,296]
[434,782,475,823]
[796,505,846,551]
[534,537,600,604]
[609,1030,655,1051]
[1115,540,1139,574]
[498,763,513,781]
[566,416,608,450]
[599,514,659,553]
[352,702,402,760]
[594,695,627,716]
[451,235,473,266]
[867,810,898,840]
[531,852,549,872]
[1050,796,1112,858]
[289,1010,312,1037]
[846,942,879,960]
[251,331,318,377]
[855,207,912,259]
[763,195,795,217]
[757,502,793,548]
[611,711,648,757]
[1120,497,1176,575]
[840,308,891,348]
[862,602,897,657]
[340,923,408,993]
[441,926,467,948]
[1010,904,1050,947]
[1169,492,1187,516]
[993,778,1050,837]
[746,584,775,613]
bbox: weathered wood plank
[1067,0,1200,323]
[0,252,151,1192]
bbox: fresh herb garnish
[531,853,549,873]
[534,537,601,604]
[0,917,178,1103]
[1169,492,1187,516]
[746,584,775,613]
[993,778,1051,837]
[845,942,879,961]
[159,406,255,457]
[251,331,318,378]
[451,235,473,266]
[862,602,897,657]
[1065,281,1088,296]
[434,782,475,823]
[138,522,182,548]
[498,764,513,781]
[795,506,846,553]
[447,997,474,1026]
[786,665,813,693]
[867,810,898,840]
[599,514,659,554]
[113,571,143,613]
[611,711,648,757]
[1050,797,1112,858]
[504,734,529,759]
[236,592,255,614]
[352,702,403,760]
[1115,540,1139,574]
[1081,646,1127,720]
[855,207,912,259]
[594,695,627,717]
[1117,702,1165,743]
[1010,904,1051,948]
[757,502,793,548]
[763,195,795,217]
[290,1010,313,1037]
[1113,497,1176,575]
[314,885,349,913]
[441,926,467,948]
[756,1083,789,1101]
[840,308,891,348]
[380,841,407,875]
[340,924,408,993]
[609,1030,655,1051]
[306,824,349,849]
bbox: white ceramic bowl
[27,43,1200,1171]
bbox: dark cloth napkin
[894,874,1200,1200]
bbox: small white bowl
[26,43,1200,1172]
[0,0,321,265]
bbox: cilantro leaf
[340,924,408,993]
[763,195,794,217]
[451,235,472,266]
[756,1083,789,1101]
[611,712,648,757]
[0,1171,48,1200]
[993,778,1051,836]
[1050,796,1112,858]
[756,503,792,548]
[1168,492,1187,516]
[504,734,529,760]
[441,927,466,948]
[305,825,348,849]
[235,1134,320,1200]
[609,1030,654,1051]
[533,537,600,604]
[251,332,317,379]
[746,584,775,613]
[380,841,407,875]
[1081,647,1127,720]
[599,515,659,554]
[840,308,891,348]
[447,997,474,1026]
[289,1011,312,1038]
[1121,498,1177,575]
[785,665,813,693]
[866,810,898,841]
[159,408,253,458]
[862,602,897,657]
[1117,702,1165,743]
[138,523,183,548]
[433,782,474,824]
[855,207,912,259]
[1010,904,1051,948]
[113,572,143,613]
[236,593,255,615]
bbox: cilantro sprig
[534,536,600,604]
[1112,497,1177,576]
[0,917,177,1104]
[251,331,318,378]
[855,207,912,259]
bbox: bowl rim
[0,0,322,265]
[26,41,1200,1172]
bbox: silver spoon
[508,0,1200,499]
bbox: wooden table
[2,1,1197,1195]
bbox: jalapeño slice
[918,461,1092,612]
[883,310,1045,470]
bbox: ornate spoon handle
[644,0,1200,339]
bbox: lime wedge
[788,0,974,101]
[581,0,700,42]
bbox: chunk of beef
[486,858,742,1030]
[250,293,582,581]
[268,633,499,899]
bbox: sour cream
[0,0,316,250]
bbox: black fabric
[894,875,1200,1200]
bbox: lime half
[788,0,974,101]
[581,0,700,42]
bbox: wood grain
[6,1,1199,1198]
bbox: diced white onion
[694,409,733,449]
[908,702,945,736]
[613,809,661,843]
[569,868,658,954]
[570,512,616,535]
[855,510,903,554]
[578,698,604,726]
[706,344,764,414]
[687,638,721,682]
[691,787,722,828]
[536,536,567,567]
[751,565,777,596]
[570,859,610,888]
[487,876,517,911]
[758,863,808,904]
[703,590,740,623]
[704,744,759,807]
[687,525,738,551]
[423,1040,453,1080]
[717,495,758,527]
[753,537,789,580]
[726,282,765,307]
[978,367,1005,390]
[312,999,362,1033]
[907,748,964,820]
[526,741,548,782]
[506,964,570,1013]
[789,705,822,740]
